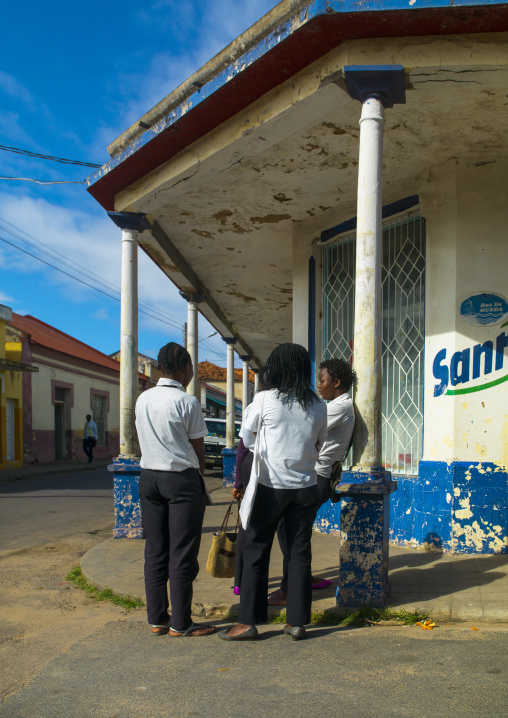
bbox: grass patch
[269,606,431,627]
[66,566,144,610]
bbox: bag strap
[219,498,236,534]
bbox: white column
[240,355,251,413]
[254,370,260,394]
[120,228,139,456]
[224,338,236,448]
[352,96,385,468]
[187,299,199,399]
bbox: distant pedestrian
[83,414,98,463]
[135,342,215,638]
[219,343,327,642]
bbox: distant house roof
[198,360,254,383]
[10,314,133,374]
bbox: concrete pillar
[223,338,236,448]
[179,292,204,400]
[324,66,406,605]
[239,355,251,414]
[222,337,237,487]
[254,369,260,394]
[108,211,151,539]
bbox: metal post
[180,292,204,400]
[239,355,251,414]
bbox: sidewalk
[0,457,112,482]
[82,485,508,623]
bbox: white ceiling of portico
[125,60,508,365]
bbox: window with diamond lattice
[322,213,425,475]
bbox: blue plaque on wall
[460,293,508,327]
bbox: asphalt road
[0,468,114,551]
[0,619,507,718]
[1,467,507,717]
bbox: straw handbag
[206,498,240,578]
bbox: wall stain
[250,214,291,224]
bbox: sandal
[151,622,170,636]
[312,578,333,590]
[169,622,216,637]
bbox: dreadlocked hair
[319,358,357,392]
[261,343,318,410]
[158,342,191,375]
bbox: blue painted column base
[222,447,237,487]
[109,456,144,539]
[335,468,397,608]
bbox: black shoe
[218,625,258,641]
[284,625,306,641]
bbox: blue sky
[0,0,275,367]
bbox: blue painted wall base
[390,461,508,554]
[109,456,144,539]
[316,468,397,608]
[222,447,237,487]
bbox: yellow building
[0,305,37,469]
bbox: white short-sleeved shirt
[135,378,207,472]
[240,389,327,489]
[315,392,355,479]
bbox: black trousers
[239,483,319,627]
[278,474,330,593]
[139,468,206,631]
[82,437,94,461]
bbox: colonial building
[0,305,37,469]
[87,0,508,554]
[8,313,149,464]
[198,361,253,417]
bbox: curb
[0,460,112,483]
[81,539,508,624]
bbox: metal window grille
[322,213,425,475]
[92,394,107,446]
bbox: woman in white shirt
[218,343,327,642]
[136,342,215,638]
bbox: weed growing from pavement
[270,606,431,627]
[66,566,144,610]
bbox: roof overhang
[0,358,38,372]
[87,0,508,211]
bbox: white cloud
[89,0,275,157]
[0,191,188,330]
[0,70,34,107]
[0,289,14,305]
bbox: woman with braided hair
[135,341,215,637]
[218,343,327,642]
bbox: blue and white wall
[393,158,508,554]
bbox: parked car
[204,418,241,467]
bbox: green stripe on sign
[446,373,508,395]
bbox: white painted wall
[31,353,120,435]
[421,157,508,467]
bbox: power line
[0,176,86,185]
[0,144,101,168]
[0,216,185,331]
[0,233,184,331]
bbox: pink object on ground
[312,578,333,589]
[233,586,241,596]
